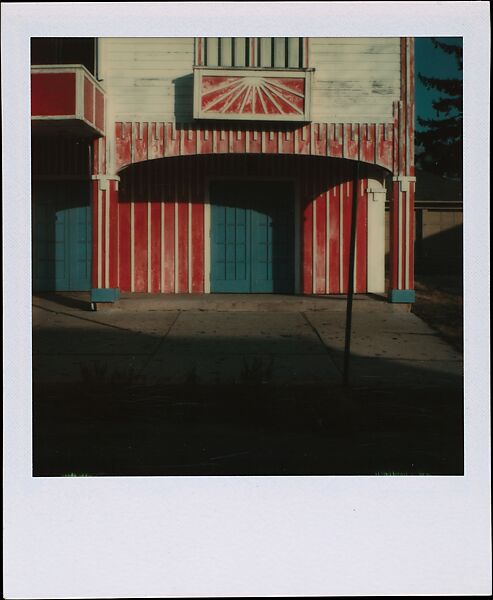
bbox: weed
[79,360,146,388]
[240,356,274,385]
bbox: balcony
[193,67,312,122]
[31,65,105,137]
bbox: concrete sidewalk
[32,293,463,389]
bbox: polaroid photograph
[2,2,491,597]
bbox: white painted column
[366,179,386,293]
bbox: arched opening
[116,154,388,294]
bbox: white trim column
[366,179,386,294]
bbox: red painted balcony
[31,65,105,137]
[193,67,312,122]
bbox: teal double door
[211,181,295,293]
[33,181,92,291]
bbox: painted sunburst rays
[201,75,305,115]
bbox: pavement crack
[301,311,343,378]
[137,311,182,380]
[33,304,135,333]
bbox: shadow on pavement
[33,292,92,312]
[32,317,464,477]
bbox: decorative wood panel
[193,68,312,122]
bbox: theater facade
[31,37,415,303]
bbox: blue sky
[414,37,463,131]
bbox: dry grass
[412,273,463,353]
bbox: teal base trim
[388,289,416,303]
[90,288,120,303]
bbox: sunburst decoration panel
[194,68,311,121]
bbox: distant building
[414,169,462,271]
[31,37,416,303]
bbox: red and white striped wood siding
[91,136,119,290]
[115,121,395,173]
[389,37,415,292]
[107,155,378,295]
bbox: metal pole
[343,160,360,386]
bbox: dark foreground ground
[413,272,463,352]
[33,381,463,477]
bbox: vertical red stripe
[177,160,189,293]
[150,169,161,294]
[101,138,107,175]
[400,38,407,177]
[115,122,132,171]
[247,130,261,154]
[83,77,94,124]
[315,163,326,294]
[302,161,313,294]
[118,197,131,292]
[342,168,352,294]
[94,89,104,132]
[298,125,310,155]
[91,181,99,288]
[401,190,407,290]
[264,129,278,154]
[197,37,202,66]
[199,129,213,154]
[192,157,205,293]
[163,174,175,294]
[314,123,327,156]
[149,122,164,160]
[133,122,149,163]
[101,189,106,287]
[133,166,148,293]
[390,181,399,290]
[183,129,196,155]
[408,38,415,177]
[109,181,119,289]
[216,128,228,154]
[328,171,340,294]
[166,124,181,157]
[393,103,399,175]
[355,178,367,293]
[408,182,415,289]
[232,129,246,153]
[328,124,343,158]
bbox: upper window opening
[195,37,308,69]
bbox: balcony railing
[193,67,312,122]
[31,64,105,136]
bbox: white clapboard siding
[310,37,401,122]
[100,37,401,124]
[100,37,195,122]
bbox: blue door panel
[211,181,294,293]
[33,181,92,291]
[211,201,251,292]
